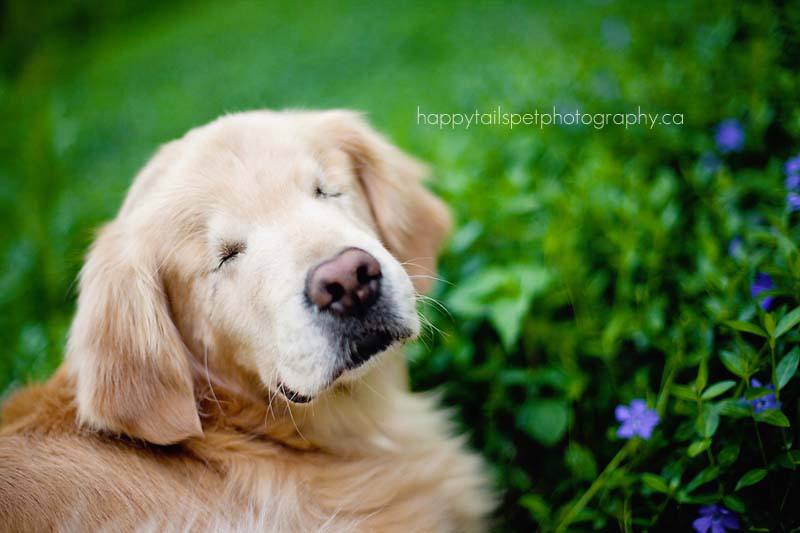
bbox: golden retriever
[0,110,494,532]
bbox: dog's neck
[191,348,413,454]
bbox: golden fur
[0,110,494,532]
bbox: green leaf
[718,399,751,418]
[718,444,740,466]
[517,399,569,446]
[703,406,720,438]
[723,494,746,513]
[755,409,790,427]
[788,450,800,465]
[488,297,529,350]
[675,491,719,505]
[695,360,708,392]
[776,348,799,390]
[700,380,736,400]
[448,264,551,350]
[688,439,711,457]
[775,451,798,471]
[446,269,509,317]
[671,384,698,400]
[641,473,669,493]
[735,468,767,491]
[685,465,721,493]
[565,442,597,480]
[723,320,767,338]
[744,387,772,400]
[720,350,748,378]
[764,313,776,338]
[775,450,800,471]
[519,494,550,522]
[775,306,800,338]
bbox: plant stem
[745,378,770,468]
[555,439,637,533]
[656,355,679,416]
[771,340,780,404]
[753,417,769,468]
[622,495,632,533]
[649,495,671,528]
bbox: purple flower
[785,154,800,178]
[615,399,659,439]
[692,505,740,533]
[785,174,800,190]
[715,120,745,153]
[750,272,774,310]
[745,378,780,414]
[788,192,800,211]
[728,237,743,259]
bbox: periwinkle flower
[785,154,800,190]
[744,378,780,414]
[615,399,659,439]
[692,505,740,533]
[715,120,745,153]
[785,154,800,179]
[750,272,774,310]
[788,192,800,212]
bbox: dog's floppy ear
[325,111,452,293]
[67,222,202,445]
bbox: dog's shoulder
[0,429,93,531]
[0,431,211,531]
[0,371,216,531]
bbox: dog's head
[66,110,451,445]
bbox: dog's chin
[343,329,399,369]
[276,326,414,404]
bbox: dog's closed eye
[314,184,342,199]
[216,241,245,270]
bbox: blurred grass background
[3,0,800,530]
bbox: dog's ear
[324,111,452,293]
[67,222,201,445]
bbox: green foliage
[2,0,800,531]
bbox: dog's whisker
[357,374,389,403]
[204,344,223,417]
[266,370,279,422]
[415,293,453,320]
[408,274,453,286]
[414,305,448,341]
[399,257,437,273]
[285,403,307,443]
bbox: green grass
[3,0,800,530]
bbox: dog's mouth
[277,382,314,404]
[277,327,412,404]
[344,329,401,369]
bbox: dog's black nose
[306,248,381,315]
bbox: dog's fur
[0,110,494,532]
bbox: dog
[0,110,494,532]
